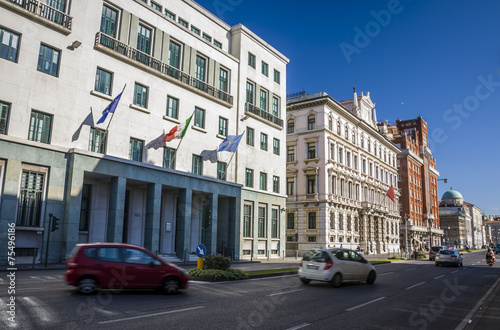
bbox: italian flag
[164,115,193,142]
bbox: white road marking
[451,270,459,274]
[404,267,416,271]
[22,297,52,322]
[379,272,394,276]
[434,275,445,280]
[268,289,303,296]
[95,307,120,316]
[98,306,205,324]
[405,282,426,290]
[286,323,311,330]
[346,297,386,312]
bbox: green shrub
[388,255,406,260]
[188,268,248,281]
[416,251,427,259]
[203,254,232,270]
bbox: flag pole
[169,109,195,169]
[220,130,245,180]
[97,84,126,153]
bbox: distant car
[298,248,376,287]
[435,249,463,267]
[65,243,189,294]
[429,246,447,261]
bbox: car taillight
[436,254,440,257]
[300,261,303,267]
[67,262,77,268]
[451,255,457,258]
[324,260,333,270]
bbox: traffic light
[51,216,60,232]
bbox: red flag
[386,185,396,203]
[164,115,193,142]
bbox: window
[194,107,205,128]
[287,213,294,229]
[248,52,256,68]
[337,121,341,135]
[354,155,358,170]
[0,27,20,62]
[178,18,188,28]
[28,111,52,143]
[308,114,315,130]
[37,44,60,76]
[214,40,222,48]
[273,138,280,155]
[287,177,294,196]
[330,144,335,160]
[243,203,252,237]
[137,24,152,55]
[260,172,267,190]
[287,119,294,134]
[16,170,45,227]
[202,33,212,42]
[246,81,254,104]
[163,147,175,169]
[308,236,317,243]
[345,126,349,139]
[260,89,268,111]
[307,175,316,194]
[218,117,228,136]
[287,146,295,162]
[79,184,91,231]
[331,176,337,195]
[217,162,227,180]
[258,205,267,238]
[261,61,268,76]
[273,176,279,193]
[195,55,206,82]
[338,148,343,164]
[219,68,228,92]
[191,26,200,35]
[89,127,106,153]
[330,212,335,229]
[346,151,351,168]
[133,83,148,108]
[166,96,179,119]
[95,68,112,95]
[339,214,344,230]
[307,142,315,159]
[129,138,144,162]
[151,1,161,11]
[168,41,181,69]
[274,69,280,84]
[271,208,279,238]
[329,117,333,131]
[308,212,316,229]
[260,133,268,151]
[100,5,118,38]
[272,96,279,117]
[0,101,10,134]
[246,127,254,146]
[245,168,254,187]
[165,9,175,20]
[192,154,202,175]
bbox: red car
[65,243,189,294]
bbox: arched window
[287,119,294,134]
[344,126,349,139]
[329,116,333,131]
[360,136,364,148]
[339,214,344,230]
[307,114,315,130]
[337,121,341,135]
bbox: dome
[442,189,463,200]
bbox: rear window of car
[302,250,322,261]
[439,250,454,255]
[68,246,80,259]
[431,246,444,252]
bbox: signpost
[196,244,206,269]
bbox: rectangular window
[271,208,279,238]
[246,81,254,104]
[79,184,91,231]
[287,213,294,229]
[163,147,175,169]
[194,107,205,128]
[202,33,212,42]
[166,96,179,119]
[217,162,227,180]
[137,24,152,54]
[274,69,280,84]
[16,170,45,227]
[243,203,252,237]
[246,127,254,146]
[192,154,202,175]
[260,89,268,111]
[307,175,316,194]
[164,9,175,20]
[95,68,113,95]
[133,83,148,108]
[339,148,343,164]
[248,52,256,68]
[260,172,267,190]
[195,55,206,82]
[287,146,295,162]
[287,177,294,196]
[272,96,279,117]
[346,151,351,168]
[219,68,228,92]
[191,26,200,35]
[89,127,107,153]
[245,168,253,187]
[129,138,144,162]
[273,176,279,193]
[307,142,315,159]
[0,27,20,62]
[308,212,316,229]
[37,44,60,76]
[260,133,268,151]
[218,117,228,136]
[273,138,280,155]
[258,205,267,238]
[213,40,222,48]
[0,101,10,134]
[168,41,181,69]
[308,236,317,242]
[261,61,268,76]
[178,18,188,28]
[100,5,118,38]
[28,111,52,143]
[151,1,161,11]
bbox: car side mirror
[150,260,162,267]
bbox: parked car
[429,246,447,261]
[496,244,500,255]
[435,249,463,267]
[298,248,376,287]
[65,243,189,294]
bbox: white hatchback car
[298,248,377,287]
[435,249,463,267]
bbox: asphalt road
[1,251,498,329]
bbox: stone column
[176,188,192,260]
[107,177,126,242]
[206,193,218,256]
[144,183,161,253]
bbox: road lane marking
[451,270,459,274]
[379,272,394,276]
[346,297,386,312]
[405,282,426,290]
[434,275,445,280]
[404,267,416,271]
[268,289,303,297]
[463,267,468,269]
[22,297,52,322]
[97,306,205,324]
[286,323,310,330]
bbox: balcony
[95,32,233,106]
[245,103,283,128]
[1,0,72,33]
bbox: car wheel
[331,273,342,288]
[300,278,311,284]
[78,277,98,294]
[366,270,376,285]
[162,277,180,294]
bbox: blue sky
[196,0,500,214]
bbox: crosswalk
[0,275,64,284]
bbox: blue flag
[97,91,123,124]
[218,133,243,152]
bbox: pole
[97,84,126,153]
[219,130,245,180]
[405,214,409,259]
[45,214,52,267]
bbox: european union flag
[218,133,244,152]
[97,91,123,124]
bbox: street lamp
[427,213,435,249]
